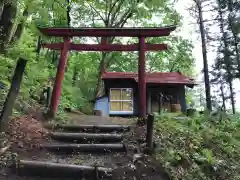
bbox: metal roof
[101,72,195,85]
[38,26,176,37]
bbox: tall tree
[210,67,228,111]
[220,83,226,111]
[74,0,140,97]
[66,0,71,27]
[215,0,235,113]
[72,0,180,98]
[226,0,240,79]
[191,0,212,111]
[0,0,17,53]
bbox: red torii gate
[38,26,176,118]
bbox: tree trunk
[217,1,235,114]
[196,0,212,111]
[228,81,235,114]
[66,0,71,27]
[94,5,135,99]
[0,1,17,53]
[0,0,4,19]
[0,58,27,131]
[95,53,108,98]
[8,7,29,44]
[220,83,226,111]
[232,31,240,78]
[72,66,78,86]
[63,0,71,73]
[51,51,58,65]
[227,0,240,79]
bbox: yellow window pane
[110,89,121,100]
[122,89,132,100]
[122,102,133,111]
[110,101,121,111]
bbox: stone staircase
[15,123,132,179]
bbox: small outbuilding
[94,71,195,116]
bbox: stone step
[16,159,112,179]
[45,124,131,133]
[50,132,123,143]
[42,143,126,153]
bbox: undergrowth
[154,113,240,180]
[0,29,95,116]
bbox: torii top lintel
[38,26,176,37]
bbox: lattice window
[109,88,133,113]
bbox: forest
[0,0,196,114]
[0,0,239,179]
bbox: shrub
[154,113,240,180]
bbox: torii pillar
[138,36,146,120]
[49,37,71,117]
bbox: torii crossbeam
[38,26,176,119]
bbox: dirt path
[62,112,136,125]
[0,113,169,180]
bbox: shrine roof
[101,72,196,86]
[38,26,176,37]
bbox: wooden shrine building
[94,71,195,116]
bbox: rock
[133,153,144,163]
[129,163,136,170]
[140,143,147,148]
[17,142,23,148]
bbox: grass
[154,112,240,180]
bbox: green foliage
[155,113,240,180]
[0,0,196,116]
[147,36,195,75]
[59,73,85,111]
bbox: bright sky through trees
[175,0,240,110]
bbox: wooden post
[147,91,151,114]
[158,94,161,113]
[138,36,146,120]
[160,94,163,113]
[0,58,27,131]
[146,114,154,154]
[46,86,51,107]
[49,37,70,118]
